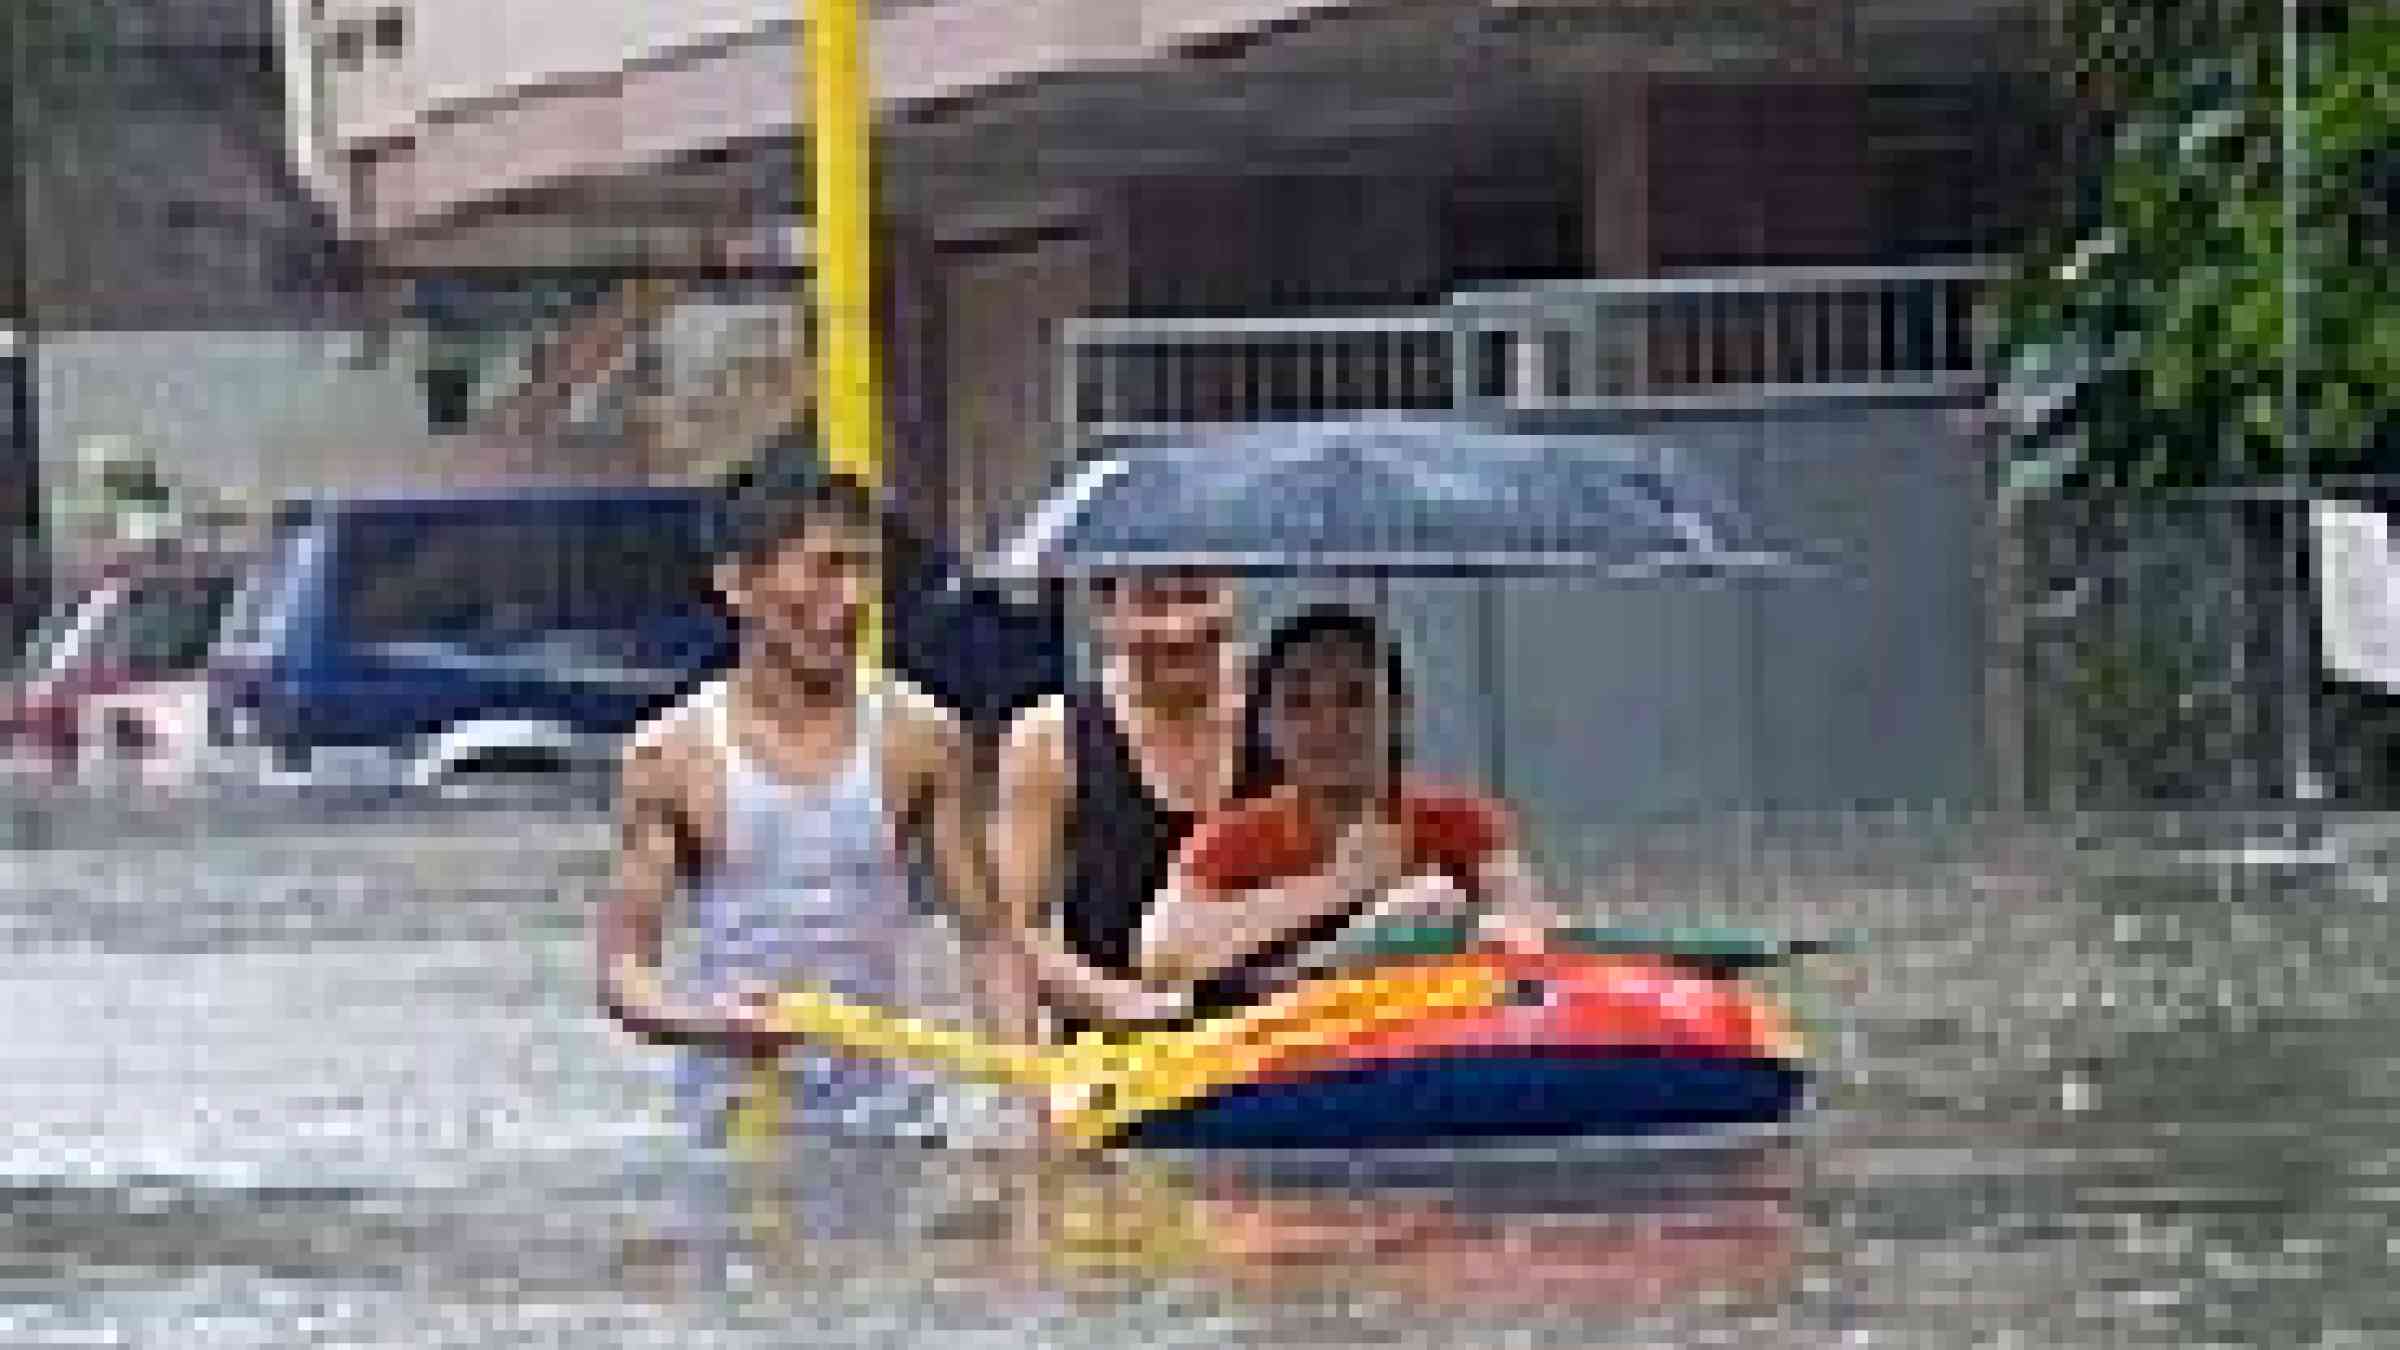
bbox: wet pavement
[3,793,2396,1347]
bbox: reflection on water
[1020,1139,1806,1312]
[4,808,2399,1346]
[612,1134,1805,1317]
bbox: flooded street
[3,798,2396,1347]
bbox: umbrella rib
[1663,507,1724,555]
[1042,548,1801,575]
[995,456,1130,576]
[1609,467,1726,557]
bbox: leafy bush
[2000,3,2398,490]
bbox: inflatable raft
[1114,950,1808,1150]
[768,929,1820,1151]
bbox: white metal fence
[1062,263,2000,444]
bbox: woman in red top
[1137,605,1558,1012]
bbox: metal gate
[1062,265,1994,441]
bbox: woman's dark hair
[1231,604,1411,802]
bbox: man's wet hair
[1087,570,1231,606]
[716,458,889,567]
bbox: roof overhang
[327,0,2041,245]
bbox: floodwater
[3,798,2396,1348]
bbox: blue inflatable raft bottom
[1115,1052,1807,1151]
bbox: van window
[90,576,241,677]
[215,514,315,656]
[334,508,713,645]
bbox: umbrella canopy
[984,417,1813,580]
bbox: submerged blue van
[205,485,1068,785]
[208,488,732,780]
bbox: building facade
[281,0,2059,832]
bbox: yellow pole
[728,0,886,1160]
[807,0,882,493]
[808,0,886,701]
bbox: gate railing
[1063,263,2001,444]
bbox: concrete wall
[36,331,646,568]
[1471,401,1988,865]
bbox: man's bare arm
[893,685,1034,1042]
[990,698,1187,1031]
[595,732,694,1043]
[988,699,1068,937]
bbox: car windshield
[332,507,714,649]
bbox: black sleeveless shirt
[1057,683,1197,988]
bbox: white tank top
[668,678,932,1142]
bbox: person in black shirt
[987,572,1248,1041]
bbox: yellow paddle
[763,958,1512,1148]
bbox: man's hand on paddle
[701,977,812,1060]
[602,956,807,1058]
[1077,975,1194,1028]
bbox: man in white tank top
[596,466,1011,1154]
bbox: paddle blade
[1346,919,1861,974]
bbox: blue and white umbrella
[985,417,1812,580]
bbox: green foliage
[2000,4,2399,490]
[2057,623,2228,798]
